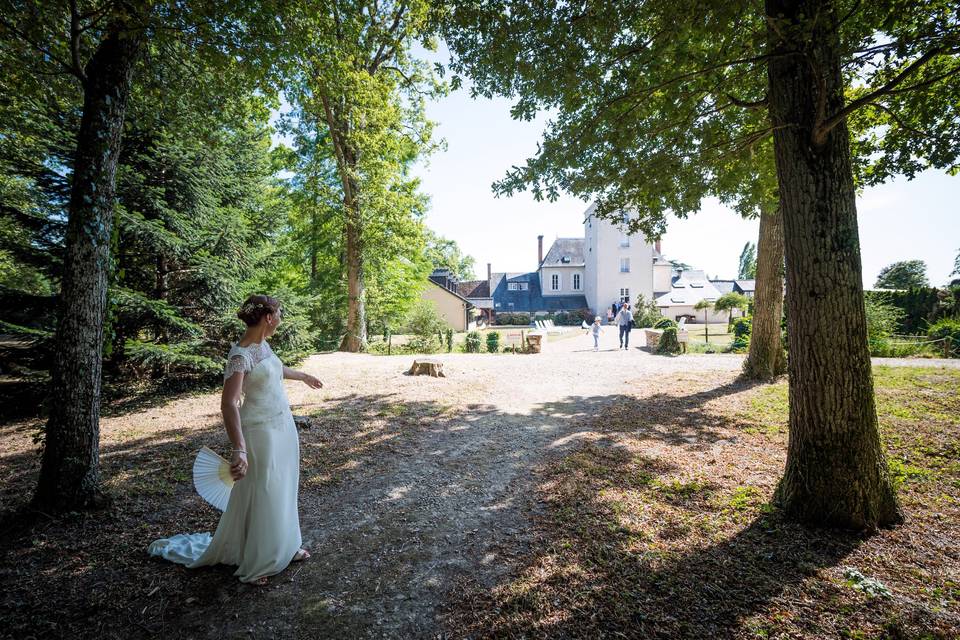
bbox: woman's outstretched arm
[282,365,323,389]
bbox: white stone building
[582,204,673,315]
[459,202,738,324]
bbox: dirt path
[3,328,955,639]
[167,329,746,637]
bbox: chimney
[487,262,492,284]
[538,235,544,264]
[655,238,662,254]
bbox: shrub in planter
[654,317,677,330]
[486,331,500,353]
[656,326,681,354]
[928,318,960,358]
[465,330,483,353]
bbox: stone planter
[645,329,663,350]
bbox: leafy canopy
[874,260,930,289]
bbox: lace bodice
[224,340,290,425]
[224,341,274,381]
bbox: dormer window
[561,256,571,263]
[690,283,704,288]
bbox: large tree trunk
[33,23,143,512]
[341,181,367,352]
[766,0,901,529]
[743,204,787,380]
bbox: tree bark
[743,204,787,380]
[340,178,367,352]
[766,0,901,529]
[33,22,143,511]
[318,90,367,352]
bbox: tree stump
[408,359,445,377]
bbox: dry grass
[444,366,960,639]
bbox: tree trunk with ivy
[33,22,143,512]
[743,204,787,380]
[766,0,901,529]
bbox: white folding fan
[193,446,235,511]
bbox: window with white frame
[551,273,560,291]
[620,257,630,272]
[508,282,520,291]
[620,288,630,303]
[572,273,581,290]
[620,233,630,248]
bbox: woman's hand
[230,450,248,481]
[301,373,323,389]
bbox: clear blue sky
[409,47,958,286]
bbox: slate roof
[457,280,490,298]
[490,272,588,313]
[540,238,585,267]
[711,280,736,294]
[735,279,756,293]
[655,270,723,306]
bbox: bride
[148,294,323,585]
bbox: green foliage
[123,340,222,377]
[656,327,681,355]
[874,260,929,289]
[464,330,483,353]
[865,296,906,356]
[654,318,677,330]
[928,318,960,358]
[714,292,750,326]
[402,300,448,354]
[494,312,531,326]
[632,294,663,328]
[445,327,454,352]
[737,243,757,280]
[486,331,500,353]
[424,228,477,280]
[732,317,753,339]
[729,334,751,353]
[864,287,960,335]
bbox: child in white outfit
[591,316,602,351]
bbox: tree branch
[69,0,88,82]
[726,93,767,109]
[814,47,945,144]
[0,15,80,81]
[368,1,406,73]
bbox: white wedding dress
[147,341,303,583]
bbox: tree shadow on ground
[0,372,870,639]
[446,375,871,639]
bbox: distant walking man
[616,303,634,350]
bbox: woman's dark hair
[237,294,281,327]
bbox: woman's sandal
[292,548,311,562]
[251,576,269,586]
